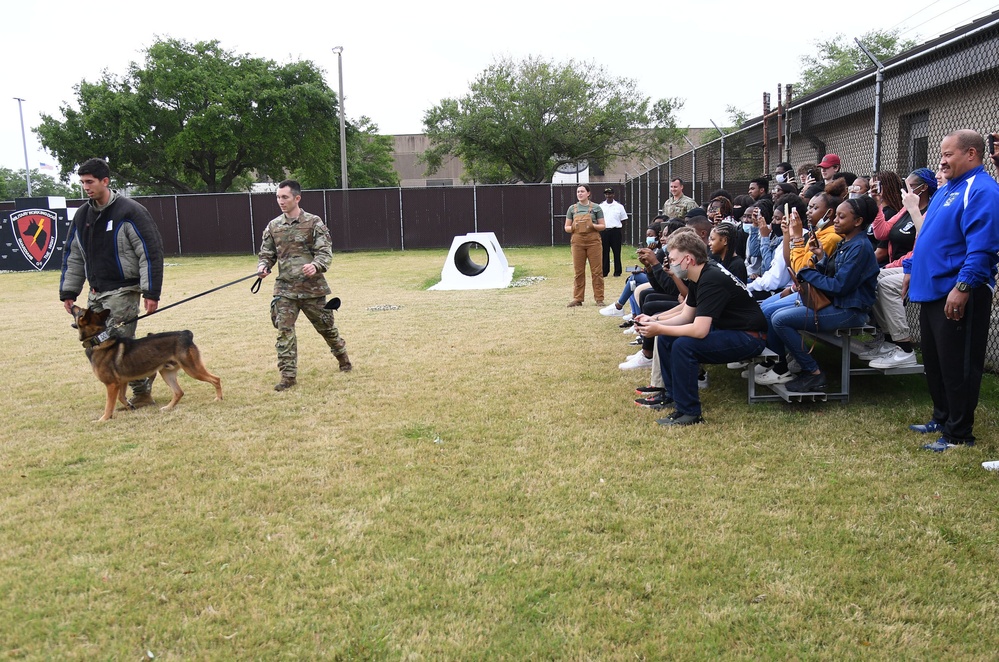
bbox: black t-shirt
[685,261,767,331]
[887,212,917,261]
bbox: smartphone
[989,134,996,156]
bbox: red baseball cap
[819,154,841,168]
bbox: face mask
[646,236,656,246]
[849,192,862,199]
[670,259,689,280]
[743,222,753,233]
[775,172,787,183]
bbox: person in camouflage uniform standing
[257,179,351,391]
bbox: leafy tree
[294,116,399,189]
[797,29,918,95]
[0,168,79,200]
[36,38,396,193]
[422,56,683,183]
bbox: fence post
[398,187,405,250]
[174,195,182,256]
[248,191,256,254]
[856,38,885,174]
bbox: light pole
[331,47,348,190]
[14,97,32,197]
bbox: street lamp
[14,97,32,197]
[331,47,348,190]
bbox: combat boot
[274,377,297,391]
[336,352,352,372]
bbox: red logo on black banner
[11,209,59,270]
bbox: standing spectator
[564,184,606,306]
[257,179,351,391]
[599,187,627,278]
[748,178,770,202]
[59,158,164,409]
[819,154,841,184]
[662,178,699,219]
[774,162,796,189]
[907,130,999,452]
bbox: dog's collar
[81,330,114,349]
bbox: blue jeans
[617,272,649,308]
[769,304,869,373]
[657,330,766,417]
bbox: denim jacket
[797,233,879,311]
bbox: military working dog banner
[1,197,72,271]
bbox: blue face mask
[646,236,656,246]
[743,223,753,233]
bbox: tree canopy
[422,56,683,183]
[0,168,79,200]
[36,38,397,193]
[797,29,918,96]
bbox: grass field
[3,247,999,659]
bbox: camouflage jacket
[257,210,333,299]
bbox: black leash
[110,273,262,330]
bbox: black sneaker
[656,412,704,426]
[629,337,643,345]
[635,393,674,410]
[619,320,635,328]
[635,386,664,395]
[784,371,827,393]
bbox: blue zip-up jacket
[798,233,879,310]
[909,164,999,302]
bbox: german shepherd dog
[71,306,223,421]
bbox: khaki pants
[570,232,604,303]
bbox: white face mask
[775,172,788,183]
[646,236,656,246]
[849,192,862,200]
[743,222,754,233]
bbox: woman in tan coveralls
[564,184,606,306]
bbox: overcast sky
[2,0,996,176]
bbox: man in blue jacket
[60,158,165,408]
[907,130,999,452]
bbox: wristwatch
[956,281,971,292]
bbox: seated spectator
[748,178,771,202]
[708,223,747,283]
[871,168,935,265]
[633,230,768,426]
[600,223,661,318]
[862,169,938,368]
[772,182,797,200]
[765,197,881,392]
[850,176,870,198]
[870,171,905,264]
[746,201,779,277]
[746,202,793,300]
[707,196,734,225]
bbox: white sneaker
[983,461,999,472]
[600,303,625,317]
[622,314,634,322]
[741,364,769,379]
[726,361,749,370]
[624,326,638,335]
[755,368,794,385]
[858,339,893,361]
[853,332,885,356]
[869,345,917,369]
[619,353,653,370]
[625,349,644,361]
[786,357,803,374]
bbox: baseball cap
[603,187,615,194]
[818,154,841,168]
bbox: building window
[902,111,929,171]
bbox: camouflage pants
[271,296,347,378]
[87,287,154,396]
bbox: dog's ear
[97,309,112,323]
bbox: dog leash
[109,273,263,330]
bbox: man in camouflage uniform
[257,179,351,391]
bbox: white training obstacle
[429,232,514,290]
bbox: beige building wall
[392,130,712,188]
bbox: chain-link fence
[626,12,999,370]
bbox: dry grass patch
[2,248,999,659]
